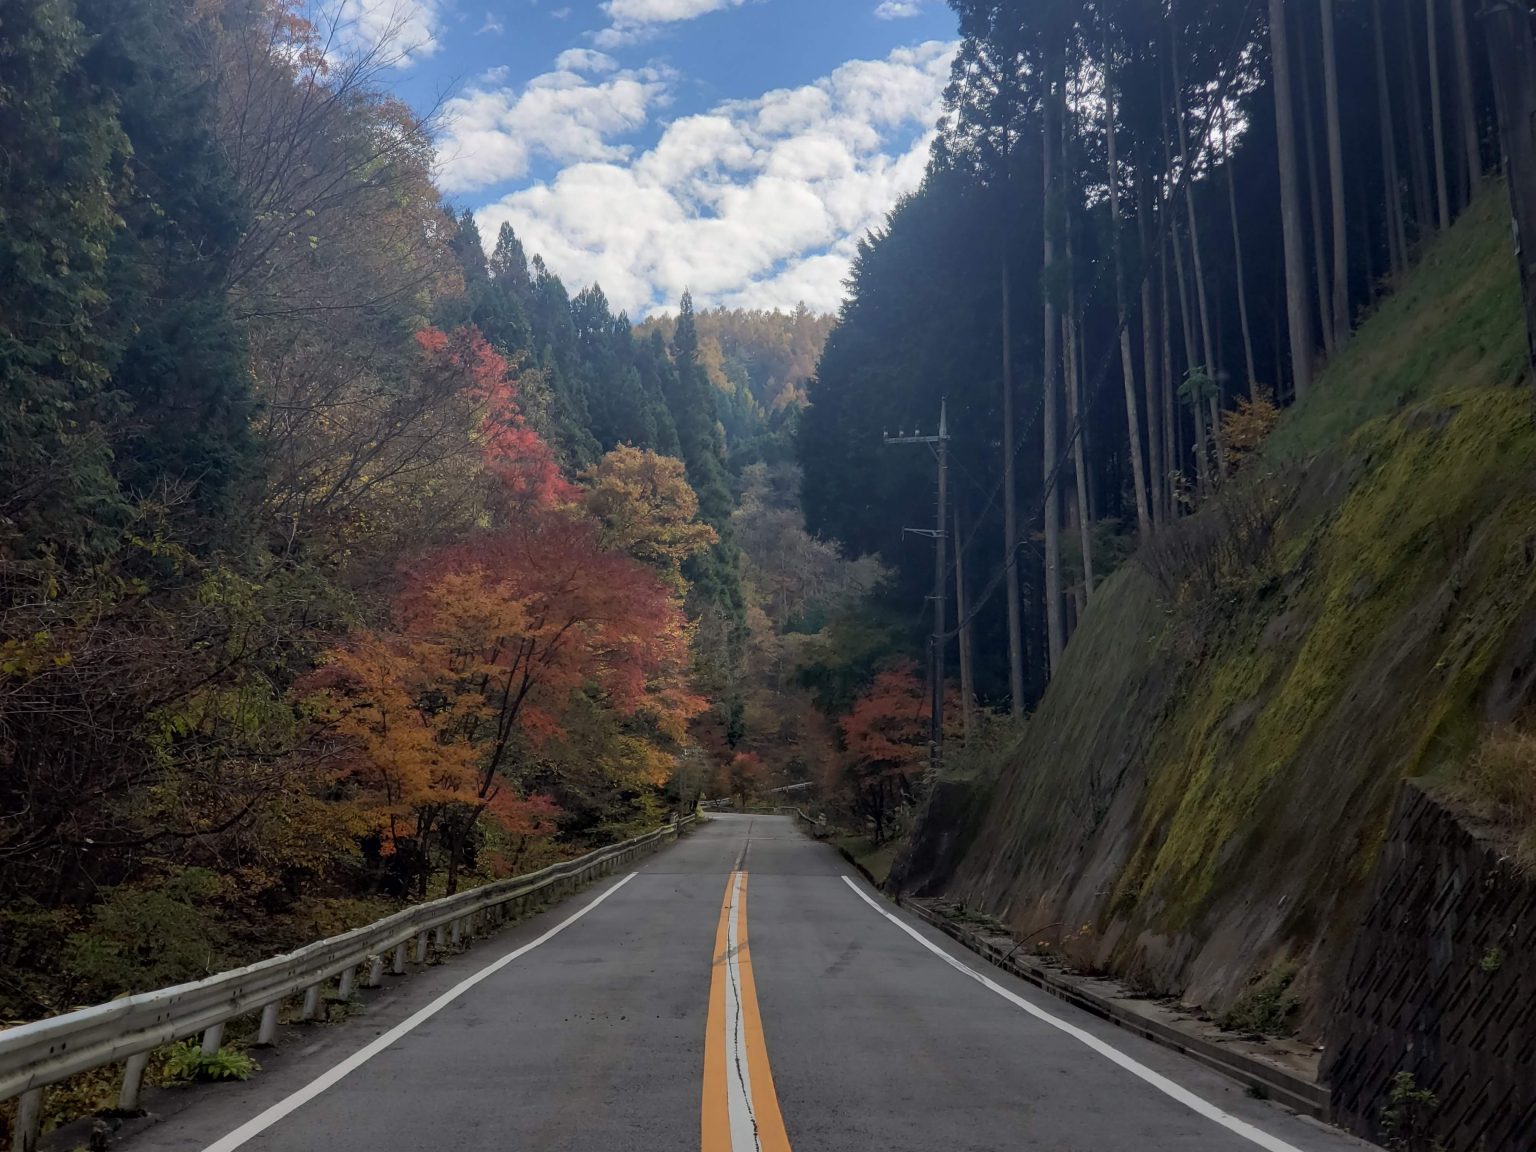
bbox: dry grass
[1459,727,1536,865]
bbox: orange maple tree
[415,325,573,508]
[306,321,709,893]
[834,663,958,843]
[311,510,701,891]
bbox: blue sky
[338,0,959,316]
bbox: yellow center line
[703,875,732,1150]
[702,870,792,1152]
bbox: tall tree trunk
[1160,216,1176,515]
[1170,26,1226,472]
[1450,0,1480,203]
[1300,38,1335,356]
[1079,319,1098,516]
[1427,0,1452,230]
[1359,160,1376,296]
[954,501,974,744]
[1105,39,1153,539]
[1374,0,1409,276]
[1139,156,1165,521]
[1064,309,1094,601]
[1060,63,1094,602]
[1001,252,1025,715]
[1042,49,1066,676]
[1405,0,1436,233]
[1321,0,1350,343]
[1484,0,1536,382]
[1221,104,1259,397]
[1163,99,1208,493]
[1171,220,1209,492]
[1270,0,1315,398]
[1273,287,1286,402]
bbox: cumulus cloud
[469,40,957,316]
[554,49,621,74]
[437,61,673,193]
[335,0,444,64]
[595,0,744,48]
[874,0,924,18]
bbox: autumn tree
[580,446,717,588]
[312,505,698,893]
[834,663,958,844]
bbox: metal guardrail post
[118,1051,150,1111]
[366,957,385,987]
[16,1086,41,1152]
[335,967,355,1001]
[257,1002,280,1046]
[393,942,408,975]
[200,1023,224,1056]
[302,983,322,1021]
[415,930,429,962]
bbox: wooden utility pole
[954,500,975,744]
[886,399,949,780]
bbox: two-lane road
[124,815,1372,1152]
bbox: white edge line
[838,876,1306,1152]
[201,872,639,1152]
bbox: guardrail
[0,815,694,1151]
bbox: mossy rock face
[905,185,1536,1035]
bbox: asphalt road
[119,815,1375,1152]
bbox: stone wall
[1324,781,1536,1151]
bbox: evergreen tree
[82,0,257,540]
[0,0,130,561]
[666,293,735,529]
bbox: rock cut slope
[896,186,1536,1035]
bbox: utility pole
[885,399,949,782]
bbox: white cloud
[595,0,744,48]
[335,0,444,65]
[874,0,924,18]
[469,40,957,316]
[554,49,621,74]
[437,61,673,193]
[478,11,505,35]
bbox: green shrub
[1379,1071,1444,1152]
[162,1041,259,1083]
[1219,961,1300,1037]
[65,869,232,1000]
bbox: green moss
[1220,961,1301,1036]
[941,184,1536,1021]
[1267,190,1525,461]
[834,835,898,886]
[1114,190,1536,933]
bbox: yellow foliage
[1221,388,1281,470]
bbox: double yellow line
[702,871,792,1152]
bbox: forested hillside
[896,185,1536,1030]
[801,0,1502,716]
[791,0,1534,891]
[787,0,1536,1058]
[0,0,851,1021]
